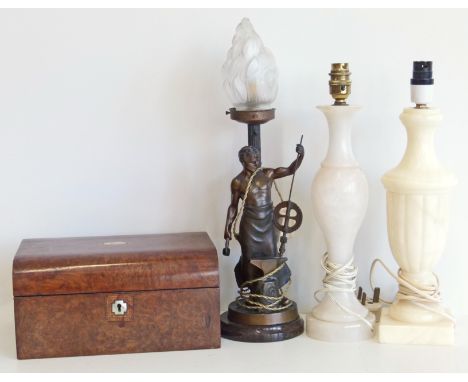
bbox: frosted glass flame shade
[222,18,278,111]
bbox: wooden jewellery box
[13,232,220,359]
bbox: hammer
[222,239,230,256]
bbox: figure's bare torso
[235,169,273,207]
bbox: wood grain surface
[13,232,219,296]
[15,288,220,359]
[13,232,220,359]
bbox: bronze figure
[225,144,304,300]
[221,122,305,342]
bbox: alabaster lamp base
[377,307,454,345]
[306,312,375,342]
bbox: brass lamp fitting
[329,63,351,105]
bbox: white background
[0,8,467,370]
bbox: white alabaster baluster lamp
[377,61,458,345]
[306,63,375,342]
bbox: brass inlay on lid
[103,241,127,246]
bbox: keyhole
[111,299,127,316]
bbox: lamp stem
[248,123,261,160]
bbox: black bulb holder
[411,61,434,85]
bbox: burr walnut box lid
[13,232,219,297]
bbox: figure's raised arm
[224,177,242,240]
[270,144,305,179]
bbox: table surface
[1,299,467,373]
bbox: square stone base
[376,307,454,345]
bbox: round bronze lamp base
[220,300,304,342]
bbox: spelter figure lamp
[220,18,305,342]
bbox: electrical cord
[314,253,374,331]
[369,258,455,323]
[230,169,291,312]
